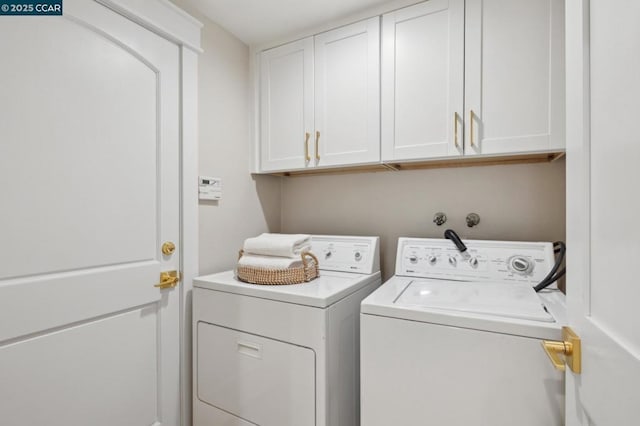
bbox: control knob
[469,257,479,268]
[428,255,437,265]
[510,256,533,274]
[409,255,418,264]
[354,251,362,262]
[448,256,457,267]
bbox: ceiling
[180,0,393,46]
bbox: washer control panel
[396,238,555,286]
[310,235,380,274]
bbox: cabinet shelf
[260,151,565,177]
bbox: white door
[381,0,464,161]
[314,17,380,167]
[465,0,565,156]
[565,0,640,424]
[0,1,181,425]
[259,37,314,172]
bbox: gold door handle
[454,112,460,148]
[304,132,311,162]
[154,270,181,290]
[541,326,582,374]
[315,131,320,161]
[162,241,176,255]
[469,109,475,147]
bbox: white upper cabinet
[314,17,380,167]
[260,37,314,172]
[381,0,464,161]
[381,0,565,163]
[258,18,380,172]
[465,0,565,155]
[258,0,566,173]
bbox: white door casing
[565,0,640,424]
[381,0,464,161]
[259,37,314,172]
[465,0,565,155]
[0,1,182,425]
[314,17,380,167]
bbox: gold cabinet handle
[541,326,582,374]
[304,132,311,162]
[154,270,180,290]
[454,112,460,148]
[469,109,475,146]
[315,131,320,160]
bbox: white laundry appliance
[193,235,381,426]
[361,237,567,426]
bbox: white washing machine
[361,237,567,426]
[193,235,381,426]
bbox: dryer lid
[394,280,554,322]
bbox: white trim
[179,47,200,426]
[96,0,203,52]
[564,0,590,425]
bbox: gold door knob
[541,326,582,374]
[162,241,176,255]
[154,270,181,290]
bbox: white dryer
[193,235,381,426]
[361,237,567,426]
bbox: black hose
[444,229,468,253]
[534,241,566,292]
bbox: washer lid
[361,277,565,339]
[194,270,381,308]
[395,280,553,322]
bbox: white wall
[281,160,566,280]
[172,0,282,275]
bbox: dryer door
[197,322,316,426]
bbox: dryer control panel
[396,238,555,286]
[311,235,380,274]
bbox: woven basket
[236,250,319,285]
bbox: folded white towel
[237,254,303,269]
[243,233,311,258]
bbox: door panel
[197,322,315,426]
[259,38,314,171]
[0,1,180,425]
[0,14,157,278]
[381,0,464,161]
[465,0,565,155]
[0,308,158,426]
[315,17,380,166]
[565,0,640,424]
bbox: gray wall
[172,0,282,275]
[281,160,566,280]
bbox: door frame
[96,2,202,425]
[565,0,588,424]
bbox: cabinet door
[465,0,565,155]
[314,17,380,167]
[381,0,464,161]
[260,37,314,171]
